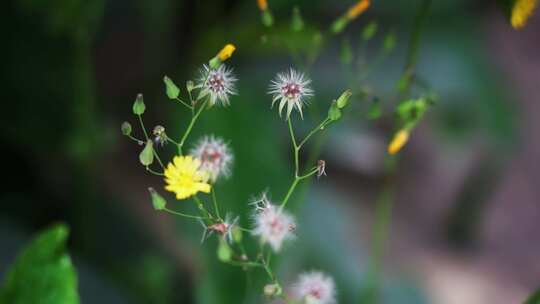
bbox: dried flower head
[164,155,211,200]
[202,214,239,243]
[198,65,237,106]
[153,125,167,146]
[316,160,327,178]
[251,193,296,252]
[190,135,233,183]
[291,271,336,304]
[269,68,313,119]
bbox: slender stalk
[288,119,299,177]
[145,167,164,176]
[178,99,208,154]
[211,188,222,220]
[298,118,330,148]
[163,207,210,220]
[175,96,193,109]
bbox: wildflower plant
[121,42,350,303]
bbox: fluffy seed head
[291,271,336,304]
[251,193,296,252]
[190,135,233,183]
[199,65,237,106]
[269,68,313,119]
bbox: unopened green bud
[291,6,304,32]
[263,283,282,297]
[186,80,194,92]
[262,10,274,27]
[209,57,221,69]
[328,102,342,121]
[336,89,352,109]
[163,76,180,99]
[232,226,242,243]
[121,121,132,135]
[217,238,232,262]
[148,187,166,210]
[139,140,154,166]
[132,93,146,115]
[331,17,348,34]
[362,21,378,41]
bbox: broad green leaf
[0,224,80,304]
[163,76,180,99]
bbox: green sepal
[163,76,180,99]
[148,187,166,211]
[121,121,132,135]
[132,94,146,115]
[139,140,154,166]
[328,102,342,121]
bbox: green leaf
[132,93,146,115]
[362,21,378,41]
[328,102,342,121]
[0,224,80,304]
[291,6,304,32]
[525,287,540,304]
[121,121,132,135]
[148,188,166,210]
[139,140,154,166]
[217,239,232,262]
[163,76,180,99]
[367,98,382,119]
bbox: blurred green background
[1,0,539,303]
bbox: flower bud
[217,238,232,262]
[132,93,145,115]
[139,140,154,166]
[336,89,352,109]
[330,17,348,34]
[163,76,180,99]
[383,31,396,53]
[327,102,342,121]
[362,20,378,40]
[262,9,274,27]
[263,283,282,297]
[148,187,166,210]
[153,125,167,146]
[387,129,410,155]
[121,121,132,135]
[291,6,304,32]
[186,80,195,93]
[209,44,236,69]
[232,225,243,243]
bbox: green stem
[178,99,208,155]
[288,119,299,177]
[211,188,222,220]
[163,207,210,220]
[137,114,149,140]
[175,97,193,109]
[298,118,330,148]
[145,167,164,176]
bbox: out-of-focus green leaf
[291,6,304,32]
[0,223,79,304]
[525,288,540,304]
[362,21,378,40]
[261,10,274,27]
[217,239,232,262]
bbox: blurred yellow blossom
[511,0,537,29]
[387,129,410,155]
[257,0,268,11]
[346,0,370,20]
[218,44,236,61]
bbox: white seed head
[268,68,313,119]
[251,193,296,252]
[291,271,336,304]
[198,64,237,106]
[190,135,233,183]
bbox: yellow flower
[387,129,410,155]
[217,44,236,61]
[164,156,211,200]
[511,0,537,29]
[257,0,268,11]
[346,0,370,20]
